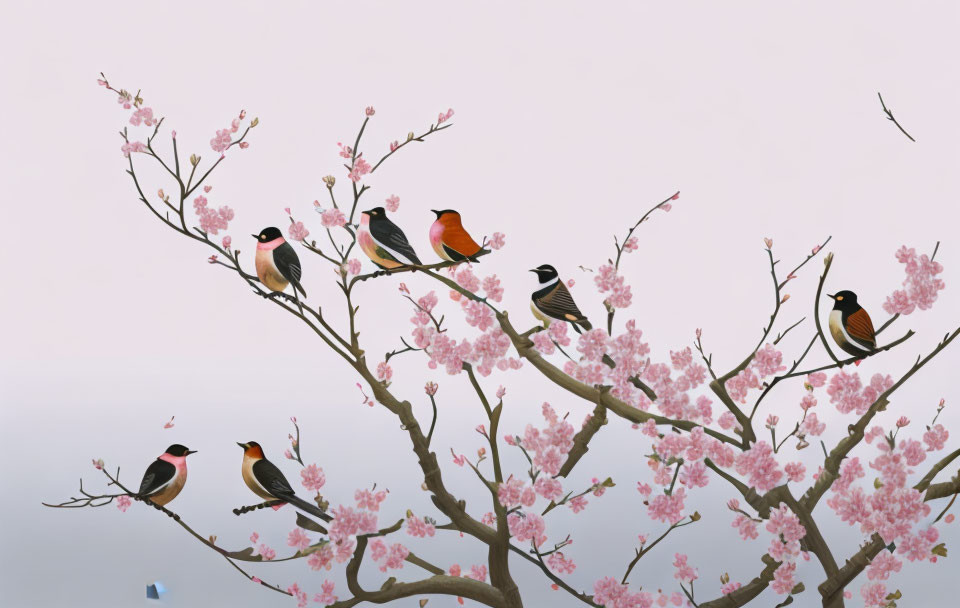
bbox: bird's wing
[536,283,586,322]
[273,242,303,281]
[138,459,176,497]
[846,308,877,349]
[370,219,422,265]
[252,458,296,498]
[444,225,482,258]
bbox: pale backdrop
[2,1,959,607]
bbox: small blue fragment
[146,581,166,599]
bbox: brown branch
[877,92,916,142]
[558,403,607,477]
[802,325,960,511]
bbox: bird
[133,444,197,507]
[827,290,877,359]
[529,264,592,332]
[429,209,483,263]
[237,441,332,522]
[253,227,307,298]
[358,207,422,269]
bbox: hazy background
[2,1,959,606]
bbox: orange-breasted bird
[827,290,877,358]
[253,227,307,298]
[134,444,197,506]
[237,441,332,522]
[530,264,592,332]
[358,207,422,269]
[429,209,483,263]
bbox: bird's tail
[572,319,593,334]
[293,281,308,299]
[279,493,333,522]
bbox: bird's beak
[528,269,537,273]
[826,294,837,300]
[251,234,258,239]
[237,442,247,449]
[186,450,198,455]
[431,209,441,217]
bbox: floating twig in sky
[877,92,916,142]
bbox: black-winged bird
[429,209,483,262]
[253,227,307,298]
[134,444,197,506]
[827,290,877,358]
[530,264,592,332]
[358,207,422,269]
[237,441,332,522]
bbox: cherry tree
[46,76,960,608]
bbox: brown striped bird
[827,290,876,358]
[530,264,592,333]
[429,209,483,262]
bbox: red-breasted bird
[134,444,197,506]
[253,227,307,297]
[828,290,877,358]
[237,441,332,522]
[429,209,483,262]
[530,264,592,332]
[358,207,422,269]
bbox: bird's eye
[836,296,844,301]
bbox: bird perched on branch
[530,264,592,333]
[253,227,307,298]
[134,444,197,506]
[827,290,877,359]
[429,209,483,262]
[237,441,332,522]
[358,207,422,269]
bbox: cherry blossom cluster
[409,280,522,376]
[764,504,807,594]
[883,245,946,315]
[193,192,235,235]
[826,419,949,605]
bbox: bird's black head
[363,207,386,218]
[253,227,283,242]
[431,209,459,219]
[529,264,559,284]
[165,444,197,457]
[827,290,860,311]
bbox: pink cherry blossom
[623,237,639,252]
[734,441,783,491]
[883,245,946,315]
[406,515,436,538]
[860,582,887,607]
[866,550,902,580]
[384,195,400,212]
[120,141,147,157]
[784,462,806,483]
[129,107,156,127]
[320,208,346,228]
[923,424,948,451]
[337,142,353,158]
[354,488,387,511]
[647,487,687,524]
[306,545,334,571]
[288,221,310,242]
[116,495,132,512]
[487,232,506,250]
[467,564,488,582]
[221,235,232,249]
[287,527,312,552]
[313,580,337,605]
[376,361,392,382]
[672,553,698,583]
[257,544,276,560]
[507,512,547,546]
[193,195,234,235]
[348,156,371,182]
[593,577,654,608]
[301,464,326,492]
[547,552,576,574]
[365,106,376,117]
[437,108,455,124]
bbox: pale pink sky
[2,1,959,606]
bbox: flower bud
[190,154,199,166]
[250,117,259,128]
